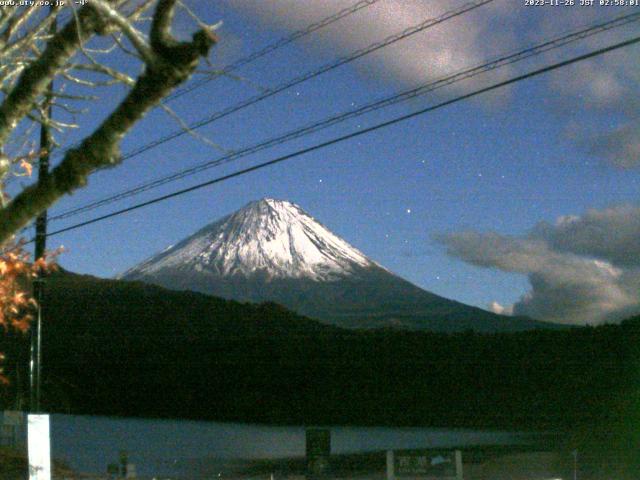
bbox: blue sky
[14,0,640,324]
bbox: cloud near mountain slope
[437,204,640,325]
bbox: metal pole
[30,6,56,413]
[386,450,395,480]
[30,96,52,413]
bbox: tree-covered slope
[1,271,637,434]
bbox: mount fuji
[121,198,555,332]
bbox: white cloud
[224,1,639,167]
[531,205,640,267]
[436,205,640,325]
[587,124,640,169]
[489,301,513,316]
[545,34,640,168]
[226,0,517,90]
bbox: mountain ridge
[122,198,559,333]
[121,198,378,282]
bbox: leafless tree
[0,0,218,245]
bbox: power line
[2,1,384,243]
[47,0,383,160]
[47,0,495,220]
[165,0,383,102]
[40,34,640,240]
[105,0,495,162]
[52,10,640,219]
[49,10,640,222]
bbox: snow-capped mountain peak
[120,198,557,332]
[123,198,375,281]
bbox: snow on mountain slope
[121,198,561,332]
[122,198,377,282]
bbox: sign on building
[387,449,462,480]
[306,428,331,478]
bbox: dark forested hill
[1,270,638,434]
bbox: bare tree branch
[0,5,100,147]
[90,0,155,64]
[159,102,229,153]
[0,5,40,47]
[71,62,136,86]
[0,0,217,244]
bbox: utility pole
[30,106,51,413]
[30,8,56,414]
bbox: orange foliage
[15,148,48,179]
[0,240,61,385]
[0,148,58,385]
[18,158,33,177]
